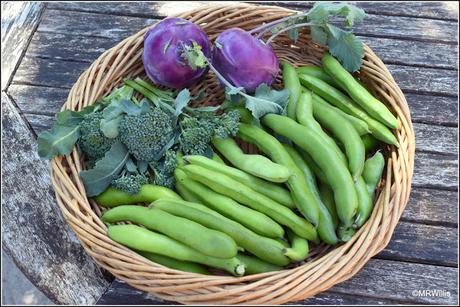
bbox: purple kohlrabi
[142,17,211,89]
[212,28,280,93]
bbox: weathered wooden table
[2,1,458,305]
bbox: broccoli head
[213,110,240,139]
[78,112,117,161]
[179,116,214,156]
[150,149,178,189]
[111,173,148,195]
[118,107,175,162]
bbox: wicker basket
[50,3,415,304]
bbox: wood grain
[1,92,111,304]
[413,152,458,189]
[405,93,458,126]
[1,2,45,90]
[414,123,458,155]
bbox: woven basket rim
[50,3,416,304]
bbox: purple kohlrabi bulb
[212,28,280,93]
[142,17,211,89]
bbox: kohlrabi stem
[250,12,309,39]
[265,22,315,45]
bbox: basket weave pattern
[50,4,415,304]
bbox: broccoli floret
[179,117,214,156]
[213,110,240,139]
[118,107,175,162]
[111,173,148,195]
[150,149,178,189]
[78,112,117,161]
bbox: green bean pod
[212,151,226,164]
[102,205,238,259]
[283,144,339,245]
[138,251,210,274]
[298,74,398,146]
[318,181,339,229]
[362,134,380,153]
[282,61,301,119]
[175,169,285,238]
[311,94,366,180]
[95,184,181,207]
[237,124,321,226]
[300,150,328,185]
[283,229,309,262]
[296,66,341,88]
[108,224,245,276]
[262,114,358,228]
[180,164,317,240]
[337,225,356,242]
[212,137,291,183]
[236,254,283,275]
[184,154,295,209]
[353,176,373,228]
[153,199,291,266]
[173,178,202,203]
[322,53,399,129]
[362,151,385,197]
[296,90,347,163]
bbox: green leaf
[328,30,364,72]
[100,115,123,139]
[55,110,85,127]
[125,158,138,173]
[326,24,343,39]
[137,160,148,174]
[79,141,130,197]
[243,84,289,121]
[174,88,191,116]
[37,124,81,160]
[181,41,208,70]
[310,25,328,45]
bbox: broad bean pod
[95,184,181,207]
[353,176,373,228]
[236,124,320,226]
[153,199,291,266]
[282,61,301,119]
[180,164,318,240]
[322,53,399,129]
[298,74,398,146]
[108,224,245,276]
[283,229,309,262]
[362,134,380,153]
[102,205,238,259]
[212,137,291,183]
[236,253,283,275]
[296,65,341,88]
[261,114,358,228]
[175,168,285,238]
[184,154,295,209]
[362,151,385,197]
[138,251,210,274]
[318,181,339,229]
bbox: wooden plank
[405,93,458,126]
[38,5,458,44]
[413,152,458,190]
[402,188,458,226]
[1,92,111,304]
[377,222,458,266]
[24,31,459,70]
[413,123,458,155]
[8,84,69,115]
[1,2,45,90]
[97,259,458,305]
[22,113,54,136]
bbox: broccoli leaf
[125,158,138,173]
[37,124,81,160]
[100,115,123,139]
[55,110,85,127]
[243,84,289,121]
[79,141,129,197]
[327,30,364,72]
[174,88,191,116]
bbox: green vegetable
[111,173,148,195]
[353,176,373,228]
[102,205,238,259]
[95,184,181,207]
[175,178,202,203]
[212,137,292,183]
[296,66,340,88]
[317,182,339,229]
[295,91,347,163]
[153,199,291,266]
[298,74,398,146]
[237,124,320,226]
[138,251,210,274]
[282,61,301,119]
[184,154,295,209]
[362,134,380,153]
[175,168,284,238]
[362,151,385,198]
[107,224,245,276]
[148,149,178,189]
[311,94,365,180]
[236,254,283,275]
[337,225,356,242]
[283,143,338,245]
[180,164,317,241]
[283,229,309,261]
[261,114,358,228]
[322,53,399,129]
[212,151,225,164]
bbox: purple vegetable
[212,28,279,93]
[142,17,211,89]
